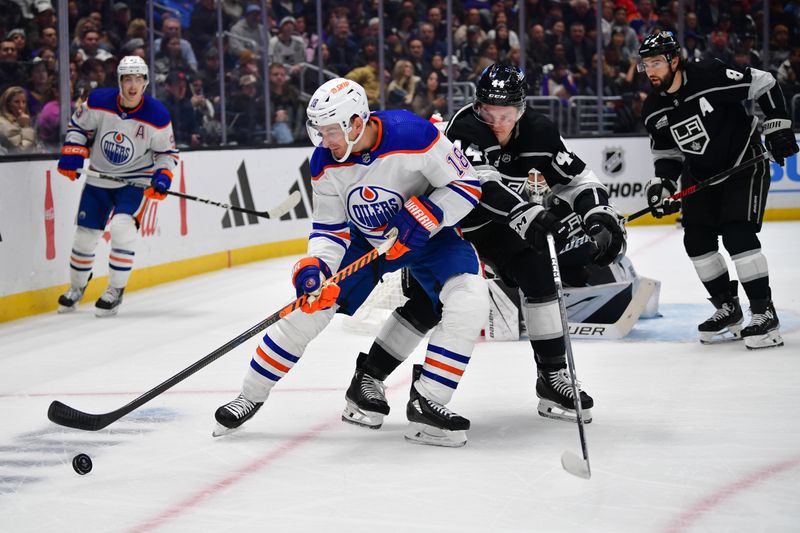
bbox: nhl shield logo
[602,146,624,176]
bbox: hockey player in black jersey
[639,31,798,349]
[341,64,626,432]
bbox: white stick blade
[561,450,591,479]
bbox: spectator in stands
[188,74,221,145]
[600,0,615,47]
[126,18,148,44]
[407,38,430,78]
[155,17,198,72]
[427,6,448,43]
[345,51,381,108]
[327,18,359,76]
[273,0,305,24]
[106,2,131,53]
[229,4,265,58]
[0,38,26,92]
[470,38,498,81]
[0,86,36,153]
[564,22,595,81]
[393,9,418,43]
[682,31,704,62]
[199,46,222,102]
[459,25,484,74]
[417,21,446,63]
[704,30,733,64]
[25,57,52,119]
[738,31,762,69]
[228,73,262,145]
[607,28,635,64]
[411,70,446,119]
[566,0,595,33]
[268,62,303,144]
[655,6,677,35]
[190,0,224,56]
[33,26,57,57]
[611,7,639,56]
[769,25,792,71]
[270,16,305,76]
[629,0,658,39]
[490,24,515,63]
[613,91,648,134]
[685,11,701,36]
[28,1,57,47]
[547,20,567,49]
[455,8,486,48]
[37,46,57,71]
[163,70,200,148]
[696,0,724,33]
[777,47,800,97]
[8,28,30,61]
[154,35,195,95]
[121,37,145,58]
[528,23,551,67]
[429,53,449,85]
[76,28,112,62]
[387,59,420,110]
[540,61,578,103]
[36,80,65,149]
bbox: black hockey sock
[532,338,566,372]
[359,345,403,382]
[702,273,732,300]
[741,277,770,303]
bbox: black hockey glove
[763,119,799,166]
[508,203,585,250]
[584,205,626,266]
[645,177,680,218]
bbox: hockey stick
[47,230,399,431]
[78,168,302,220]
[547,233,592,479]
[623,151,770,224]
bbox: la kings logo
[602,146,624,176]
[670,114,710,155]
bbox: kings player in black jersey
[639,31,798,349]
[339,64,626,433]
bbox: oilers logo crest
[347,186,403,232]
[101,131,134,165]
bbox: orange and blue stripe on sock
[421,344,470,389]
[249,333,300,382]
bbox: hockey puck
[72,453,92,475]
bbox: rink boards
[1,136,799,322]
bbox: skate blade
[212,423,242,438]
[699,324,743,344]
[744,330,784,350]
[57,305,77,314]
[404,422,466,448]
[95,307,120,318]
[538,399,593,424]
[341,402,384,430]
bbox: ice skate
[536,368,594,423]
[698,281,743,344]
[95,287,125,317]
[213,393,264,437]
[741,297,783,350]
[342,362,389,429]
[404,364,469,448]
[57,273,92,313]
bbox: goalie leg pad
[108,214,137,289]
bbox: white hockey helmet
[306,77,370,162]
[117,55,149,92]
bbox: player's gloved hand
[292,257,340,314]
[57,143,89,181]
[763,118,799,166]
[144,169,173,200]
[645,177,680,218]
[508,203,585,250]
[384,195,443,261]
[584,205,626,266]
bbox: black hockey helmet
[476,63,527,107]
[638,31,681,60]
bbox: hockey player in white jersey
[57,56,179,317]
[214,78,488,447]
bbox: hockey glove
[508,203,585,250]
[292,257,341,314]
[384,195,443,261]
[763,118,799,166]
[584,205,626,266]
[144,169,173,201]
[57,143,89,181]
[645,177,680,218]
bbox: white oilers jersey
[308,110,482,272]
[65,88,179,188]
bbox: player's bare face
[317,123,348,157]
[641,57,671,88]
[120,75,146,107]
[478,104,521,143]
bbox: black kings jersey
[643,59,772,181]
[445,105,606,231]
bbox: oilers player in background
[214,78,489,447]
[639,31,798,349]
[56,56,178,317]
[340,64,626,431]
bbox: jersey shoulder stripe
[369,110,439,157]
[86,89,171,129]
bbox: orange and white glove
[57,143,89,181]
[383,195,443,261]
[292,257,340,313]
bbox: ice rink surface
[1,222,799,533]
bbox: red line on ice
[663,456,800,533]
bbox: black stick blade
[47,401,108,431]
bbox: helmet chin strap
[332,118,368,162]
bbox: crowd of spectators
[1,0,799,155]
